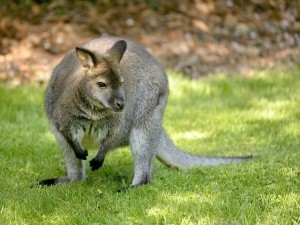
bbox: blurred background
[1,0,300,85]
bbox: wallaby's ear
[104,40,127,66]
[76,47,96,69]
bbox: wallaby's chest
[72,121,108,149]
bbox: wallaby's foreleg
[89,133,117,171]
[64,135,88,160]
[90,145,107,171]
[38,125,86,185]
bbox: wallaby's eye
[97,82,107,89]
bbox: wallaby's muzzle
[108,91,125,112]
[114,98,125,112]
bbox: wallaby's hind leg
[129,93,167,187]
[38,125,86,186]
[129,127,158,187]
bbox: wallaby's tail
[156,128,253,168]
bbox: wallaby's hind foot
[36,177,71,186]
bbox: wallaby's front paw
[90,158,104,171]
[75,149,88,160]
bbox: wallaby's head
[75,40,127,112]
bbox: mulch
[1,0,299,85]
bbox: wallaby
[40,36,252,188]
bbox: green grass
[0,70,299,225]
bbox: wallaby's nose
[115,99,125,111]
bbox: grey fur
[42,36,252,188]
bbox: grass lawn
[0,70,299,224]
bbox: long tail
[156,128,253,168]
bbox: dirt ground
[1,1,300,85]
